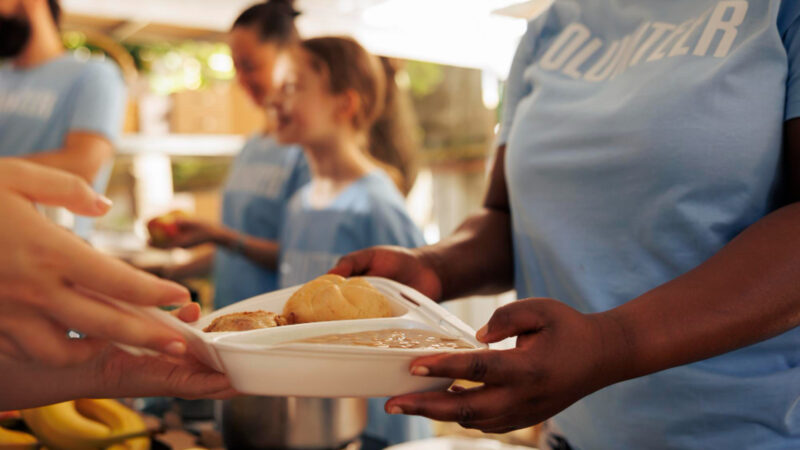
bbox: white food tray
[117,277,486,397]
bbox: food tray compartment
[134,277,485,396]
[214,318,462,397]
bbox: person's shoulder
[79,58,124,84]
[241,135,307,167]
[54,54,122,80]
[361,171,407,206]
[779,0,800,36]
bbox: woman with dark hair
[152,0,311,309]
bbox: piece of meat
[203,310,289,332]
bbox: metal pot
[219,396,367,450]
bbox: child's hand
[0,159,192,367]
[148,218,222,249]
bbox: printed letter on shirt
[693,0,748,58]
[584,37,628,82]
[648,19,693,62]
[612,21,651,77]
[629,22,676,67]
[540,23,592,71]
[562,38,603,79]
[668,10,712,57]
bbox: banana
[120,436,150,450]
[21,401,110,449]
[74,399,149,450]
[0,425,37,449]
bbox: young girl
[271,36,430,447]
[153,1,421,309]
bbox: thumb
[2,159,111,216]
[328,249,375,277]
[477,299,549,343]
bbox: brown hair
[301,37,419,194]
[369,57,420,195]
[233,0,300,46]
[300,37,386,132]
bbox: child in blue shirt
[271,36,430,447]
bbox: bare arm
[212,228,280,271]
[330,145,514,301]
[422,145,514,300]
[386,120,800,431]
[22,131,114,183]
[160,247,215,281]
[152,219,279,272]
[606,118,800,379]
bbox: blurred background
[62,0,553,330]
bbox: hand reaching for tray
[0,159,194,367]
[384,299,628,434]
[1,298,235,410]
[328,246,444,302]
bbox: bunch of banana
[0,425,37,449]
[21,399,149,450]
[75,399,149,450]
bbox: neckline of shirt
[301,170,385,211]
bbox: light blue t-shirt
[213,135,309,308]
[278,170,430,446]
[0,53,127,236]
[499,1,800,449]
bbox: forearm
[420,208,514,301]
[606,202,800,383]
[166,247,214,280]
[421,145,514,301]
[23,150,107,183]
[0,359,96,410]
[213,228,279,271]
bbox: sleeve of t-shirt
[781,1,800,120]
[367,201,426,249]
[68,62,127,143]
[496,14,550,146]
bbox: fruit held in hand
[147,211,187,246]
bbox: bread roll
[283,275,393,324]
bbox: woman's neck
[304,132,377,208]
[14,18,64,69]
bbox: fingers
[57,233,190,307]
[385,386,518,424]
[409,349,521,385]
[173,303,201,323]
[328,249,375,277]
[476,299,550,343]
[1,159,111,217]
[44,286,188,357]
[0,333,27,361]
[0,304,105,366]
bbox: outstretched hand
[384,299,630,433]
[0,159,193,367]
[329,246,443,301]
